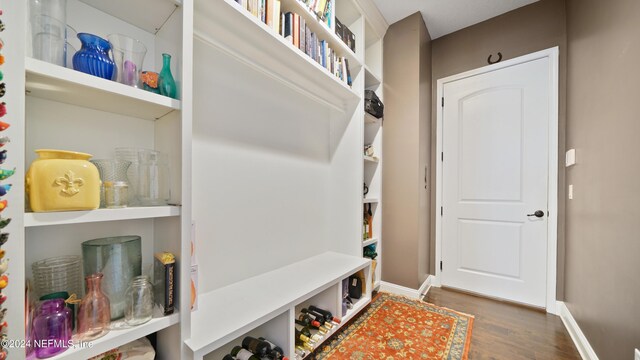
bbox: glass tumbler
[124,276,154,326]
[31,14,66,66]
[90,159,131,208]
[108,34,147,87]
[81,236,142,320]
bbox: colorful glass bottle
[77,273,110,341]
[158,53,177,99]
[32,299,72,358]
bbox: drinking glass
[108,34,147,87]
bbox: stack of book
[297,0,333,28]
[234,0,352,87]
[235,0,282,32]
[282,11,352,87]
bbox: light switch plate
[568,185,574,200]
[566,149,576,167]
[634,348,639,360]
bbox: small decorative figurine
[0,184,12,196]
[0,233,8,246]
[0,137,10,147]
[0,167,15,180]
[0,103,6,117]
[0,200,7,211]
[0,260,8,274]
[141,71,160,94]
[0,150,7,164]
[0,275,7,289]
[0,294,6,305]
[0,83,5,97]
[0,217,11,229]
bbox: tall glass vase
[158,53,177,99]
[81,236,142,320]
[76,274,110,341]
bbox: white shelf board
[25,57,181,120]
[193,0,361,111]
[342,295,371,324]
[48,313,179,360]
[364,65,382,88]
[185,252,370,356]
[25,206,181,227]
[362,238,378,247]
[363,155,379,163]
[281,0,358,65]
[365,112,382,124]
[363,198,379,204]
[79,0,181,34]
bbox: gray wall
[382,12,431,289]
[565,0,640,358]
[429,0,568,297]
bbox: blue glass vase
[73,33,115,80]
[158,53,177,99]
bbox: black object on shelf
[348,274,362,299]
[365,90,384,119]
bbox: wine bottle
[258,337,289,360]
[223,355,236,360]
[297,313,321,328]
[231,346,260,360]
[295,345,308,357]
[303,309,333,329]
[242,336,270,357]
[309,306,342,324]
[295,328,313,344]
[295,338,314,352]
[295,323,323,342]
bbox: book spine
[284,12,293,43]
[299,18,306,51]
[274,0,281,32]
[293,13,300,48]
[165,261,175,315]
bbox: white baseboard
[557,301,599,360]
[380,276,434,299]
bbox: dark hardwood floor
[424,287,582,360]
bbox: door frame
[434,47,559,314]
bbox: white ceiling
[372,0,539,39]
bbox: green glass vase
[158,53,177,99]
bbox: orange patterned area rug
[316,292,474,360]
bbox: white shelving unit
[6,0,191,358]
[5,0,387,358]
[186,253,370,358]
[362,18,384,291]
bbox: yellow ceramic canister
[26,149,101,212]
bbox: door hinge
[440,207,443,216]
[441,97,444,107]
[440,261,443,271]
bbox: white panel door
[441,58,550,307]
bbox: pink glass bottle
[77,273,110,340]
[32,299,72,358]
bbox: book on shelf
[154,252,176,316]
[293,13,300,48]
[299,17,306,52]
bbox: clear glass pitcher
[115,148,170,206]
